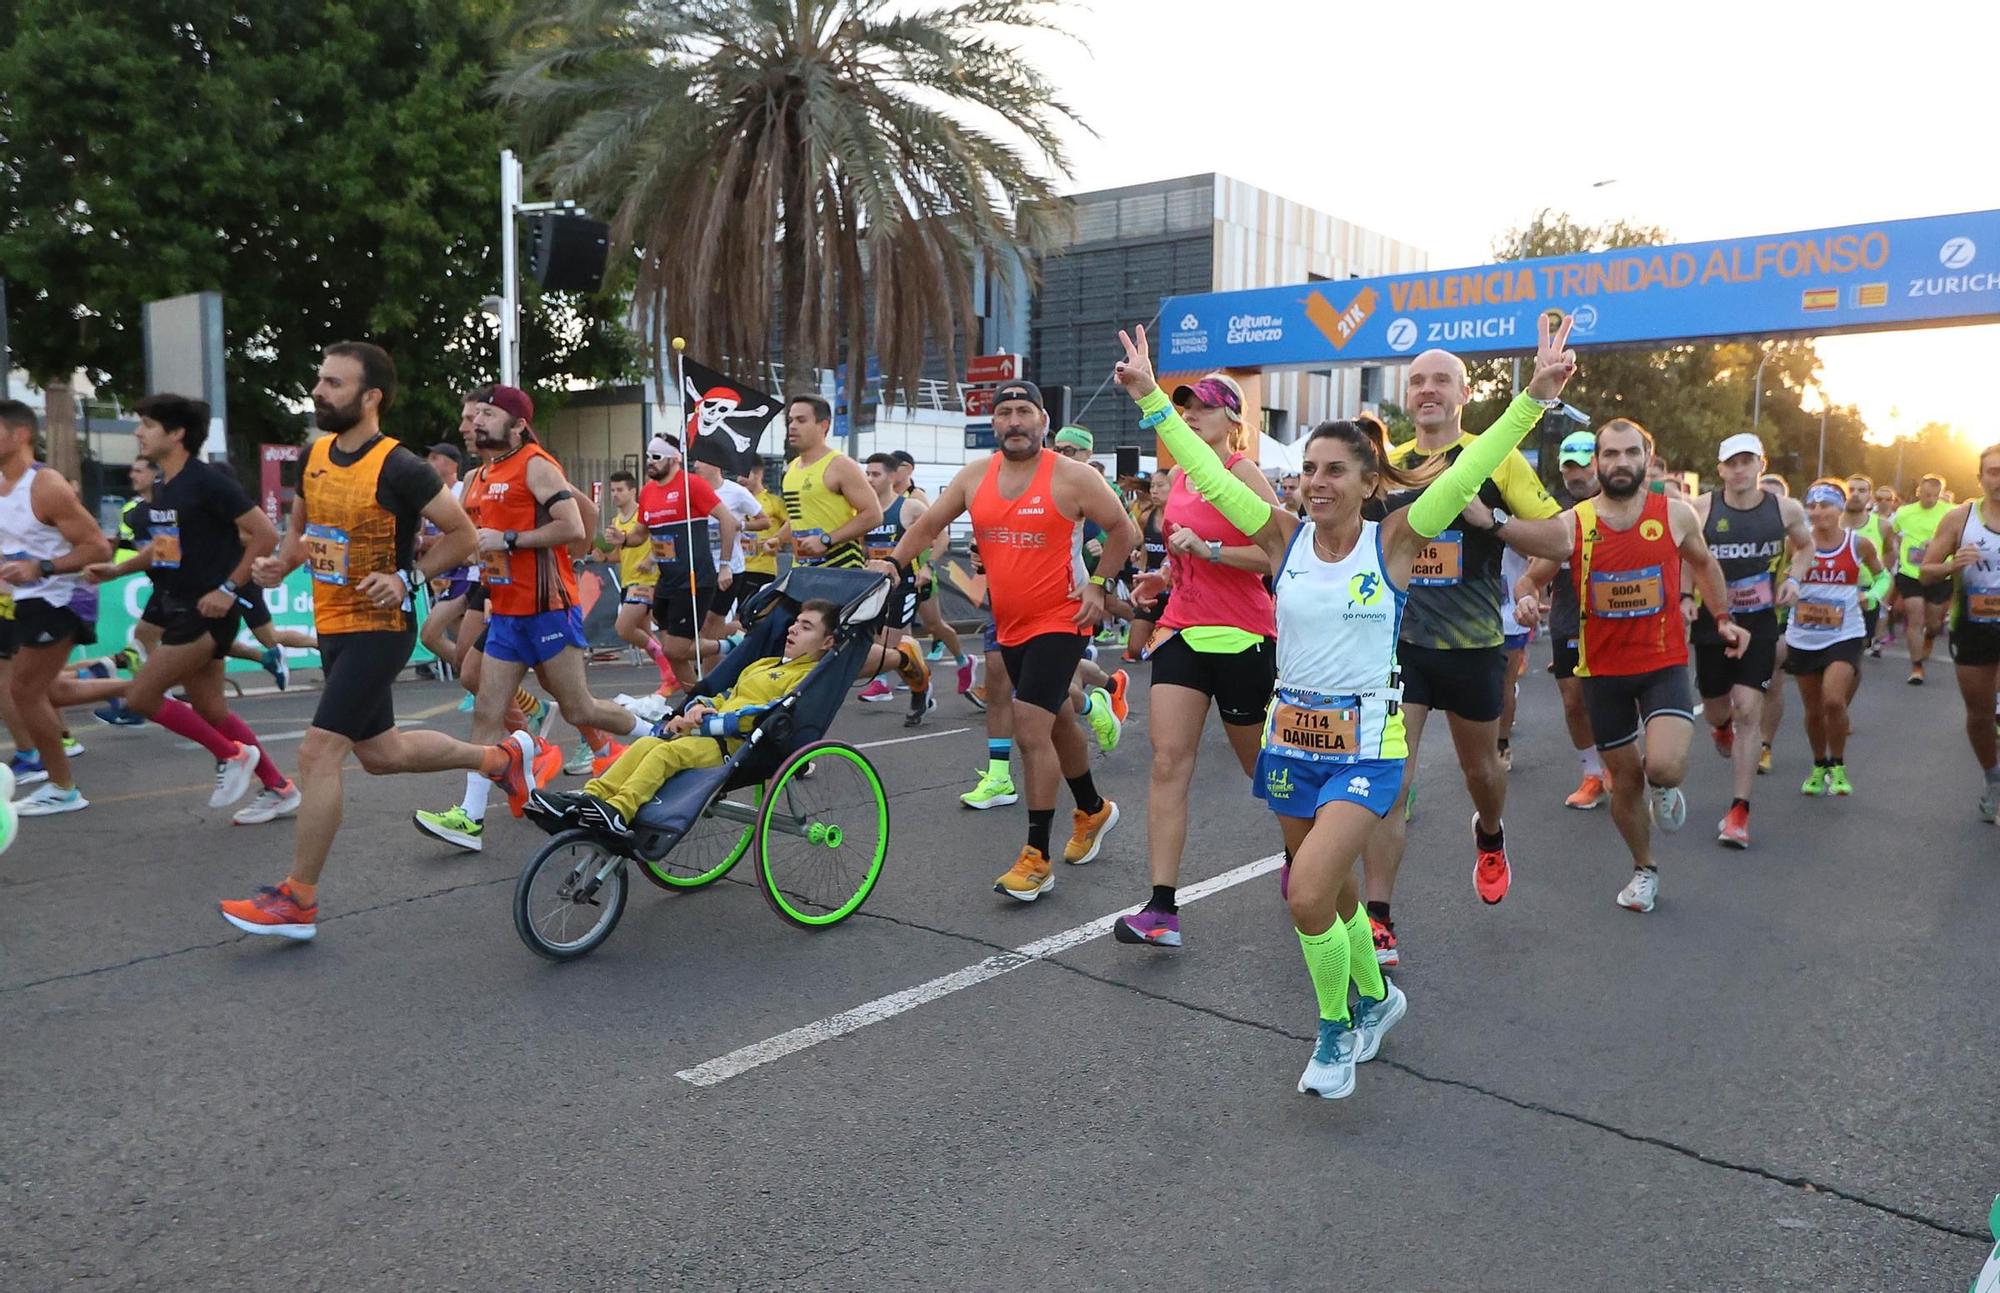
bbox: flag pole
[671,336,705,684]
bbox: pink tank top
[1160,452,1276,637]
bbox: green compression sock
[1345,908,1386,1002]
[1297,922,1353,1023]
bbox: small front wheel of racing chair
[514,829,632,961]
[754,740,891,929]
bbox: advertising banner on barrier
[1160,209,2000,370]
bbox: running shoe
[1472,814,1510,904]
[1297,1017,1360,1099]
[260,645,291,691]
[490,729,549,817]
[574,794,630,836]
[965,684,987,712]
[1979,785,1999,824]
[928,641,948,660]
[1565,773,1608,810]
[1827,764,1853,796]
[209,744,261,809]
[218,882,317,940]
[8,751,48,787]
[1113,905,1182,947]
[1371,917,1399,968]
[93,702,145,727]
[1352,981,1408,1064]
[0,790,15,855]
[962,767,1017,810]
[857,677,894,703]
[955,658,976,696]
[61,733,84,758]
[1616,867,1658,913]
[1907,662,1925,685]
[1710,721,1734,759]
[112,646,144,673]
[1647,784,1686,832]
[457,693,476,713]
[1867,641,1883,659]
[1717,801,1750,849]
[590,741,627,778]
[415,805,484,851]
[1757,743,1773,775]
[902,692,937,729]
[563,739,597,776]
[525,789,586,827]
[1106,669,1131,722]
[1084,687,1121,753]
[994,846,1053,901]
[1064,799,1120,864]
[15,783,88,816]
[233,781,301,825]
[1800,765,1828,796]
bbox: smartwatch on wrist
[37,558,55,578]
[503,530,520,551]
[1206,540,1223,562]
[1488,508,1512,534]
[1088,573,1112,589]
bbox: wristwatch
[503,530,520,550]
[1206,540,1223,562]
[1487,508,1512,534]
[37,558,55,577]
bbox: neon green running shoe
[1800,765,1827,796]
[961,768,1018,811]
[1085,687,1121,753]
[1826,764,1853,796]
[413,805,484,851]
[62,733,85,758]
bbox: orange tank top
[969,450,1084,647]
[302,433,407,634]
[467,444,579,617]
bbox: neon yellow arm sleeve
[1136,389,1275,538]
[1406,394,1545,539]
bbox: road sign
[964,386,995,416]
[965,353,1021,383]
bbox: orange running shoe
[1063,799,1121,865]
[1107,668,1130,722]
[218,881,318,941]
[994,846,1053,901]
[489,730,538,816]
[1565,773,1607,810]
[1472,814,1511,905]
[1710,721,1734,759]
[1717,800,1750,849]
[1371,916,1399,968]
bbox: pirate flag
[681,357,781,477]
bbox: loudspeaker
[526,213,610,293]
[1116,445,1141,479]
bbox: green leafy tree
[0,0,636,481]
[497,0,1084,425]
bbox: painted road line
[675,851,1285,1088]
[174,719,419,750]
[854,727,969,750]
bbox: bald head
[1406,348,1469,439]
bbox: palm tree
[498,0,1084,416]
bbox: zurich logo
[1385,318,1418,353]
[1179,313,1200,331]
[1941,237,1976,269]
[1346,775,1371,795]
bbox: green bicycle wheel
[755,741,889,928]
[636,787,759,891]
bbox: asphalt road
[3,641,1995,1291]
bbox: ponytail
[1305,417,1446,499]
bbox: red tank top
[970,450,1084,647]
[1160,452,1276,636]
[466,443,579,618]
[1571,491,1685,677]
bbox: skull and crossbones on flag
[680,357,781,476]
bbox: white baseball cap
[1716,433,1764,463]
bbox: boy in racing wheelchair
[532,600,840,836]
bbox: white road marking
[853,727,970,750]
[173,720,419,749]
[675,851,1284,1087]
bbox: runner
[1110,372,1279,950]
[416,433,478,672]
[1125,472,1170,663]
[0,400,120,814]
[1783,479,1884,798]
[858,452,939,727]
[1115,315,1575,1096]
[688,437,766,638]
[217,344,554,940]
[1843,473,1897,659]
[598,468,678,691]
[1527,429,1610,810]
[90,458,160,726]
[1512,417,1747,914]
[1872,483,1904,650]
[734,457,784,614]
[1893,473,1954,685]
[631,432,738,685]
[1753,471,1795,772]
[1688,433,1809,848]
[1909,445,2000,820]
[889,449,930,504]
[873,378,1134,900]
[1358,344,1562,962]
[780,394,882,571]
[79,393,300,823]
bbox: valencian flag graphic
[680,356,782,476]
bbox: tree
[0,0,636,478]
[497,0,1083,428]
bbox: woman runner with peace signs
[1113,311,1577,1099]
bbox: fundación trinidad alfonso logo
[1940,237,1977,269]
[1179,313,1200,330]
[1639,518,1665,542]
[1349,571,1385,606]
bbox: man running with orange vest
[219,346,561,941]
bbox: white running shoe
[1617,867,1659,913]
[1297,1018,1361,1099]
[1352,981,1407,1064]
[15,783,89,816]
[1647,784,1686,833]
[562,740,597,775]
[232,782,302,825]
[1981,785,1999,824]
[209,744,261,808]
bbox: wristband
[219,578,238,595]
[1088,573,1111,589]
[1712,611,1735,627]
[1137,407,1170,430]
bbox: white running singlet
[1267,519,1409,762]
[0,463,79,607]
[1785,533,1865,651]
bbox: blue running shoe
[1352,981,1407,1063]
[8,750,48,787]
[94,703,145,728]
[1297,1017,1360,1099]
[457,693,476,713]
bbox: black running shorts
[1694,632,1779,698]
[1399,642,1505,723]
[1582,664,1695,751]
[1147,631,1275,726]
[997,631,1090,716]
[314,630,414,742]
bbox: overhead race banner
[1160,209,2000,370]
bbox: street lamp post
[1750,348,1772,430]
[1813,381,1829,479]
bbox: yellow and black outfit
[782,452,865,568]
[584,653,818,820]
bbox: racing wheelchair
[512,566,894,960]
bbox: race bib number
[1410,530,1463,587]
[1268,702,1360,757]
[1966,592,2000,624]
[649,532,677,564]
[1588,566,1664,619]
[867,543,896,561]
[1793,599,1844,629]
[479,546,512,587]
[1726,572,1773,614]
[151,524,183,570]
[740,532,759,556]
[304,523,351,586]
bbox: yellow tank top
[782,451,864,568]
[608,507,654,589]
[743,488,785,576]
